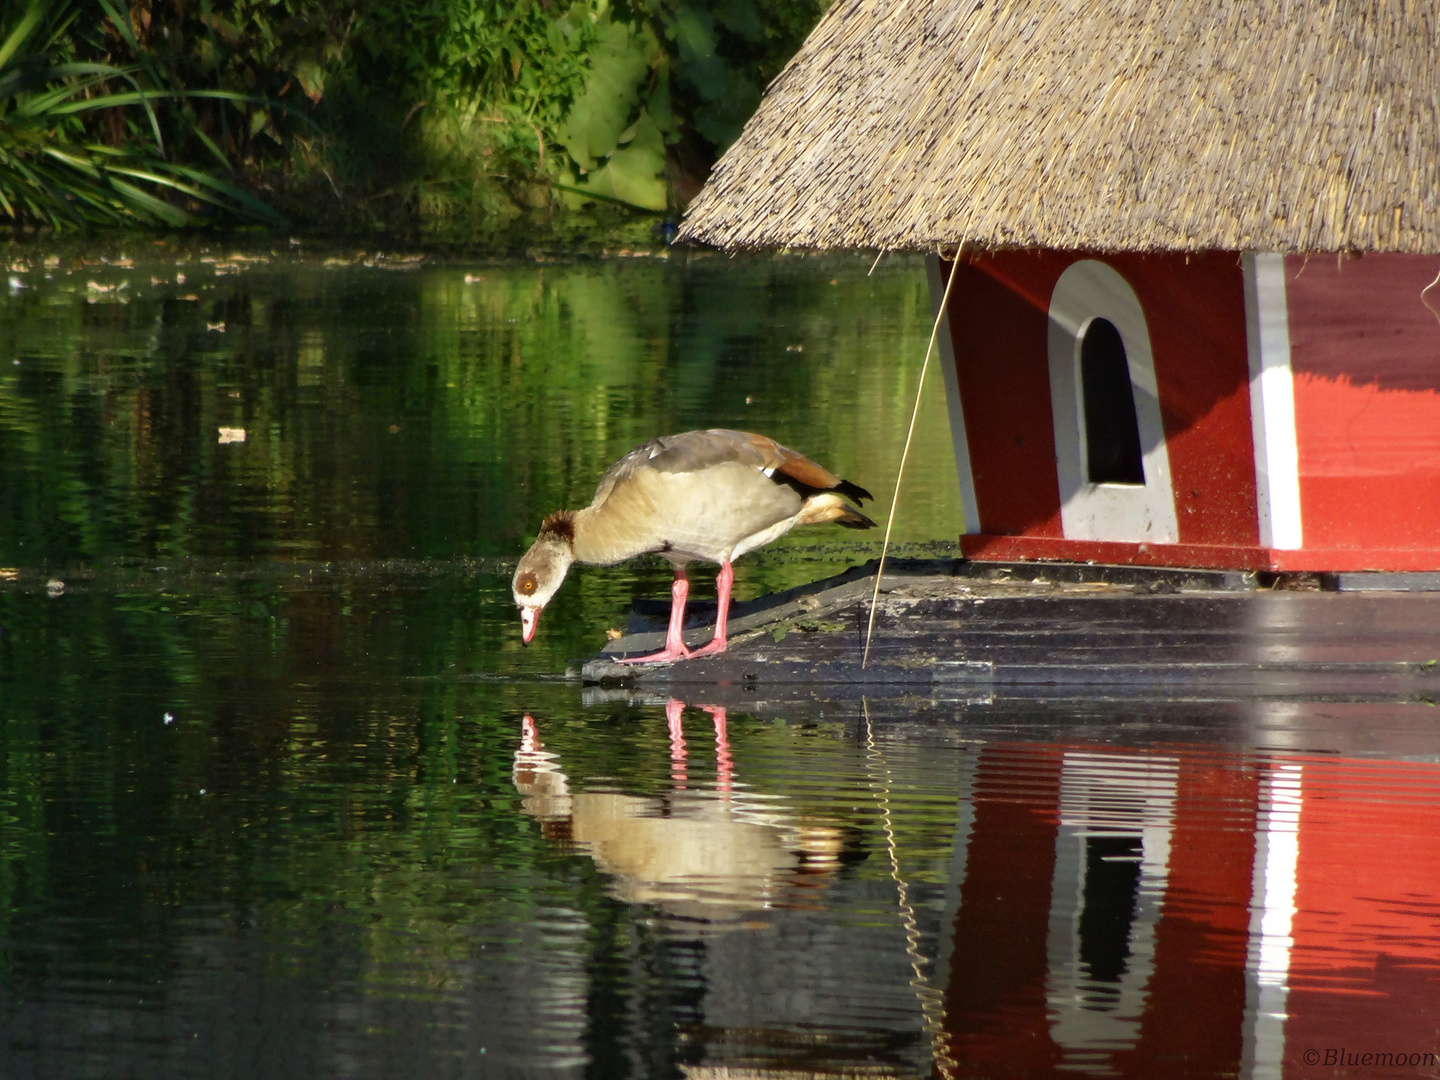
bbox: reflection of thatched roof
[679,0,1440,253]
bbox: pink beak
[520,605,540,645]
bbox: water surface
[0,246,1437,1079]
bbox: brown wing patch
[771,448,843,492]
[761,437,873,504]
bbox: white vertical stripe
[1242,254,1304,550]
[1242,762,1303,1080]
[927,254,982,534]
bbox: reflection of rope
[863,699,957,1080]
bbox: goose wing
[588,429,872,510]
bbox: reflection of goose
[511,430,874,662]
[513,702,863,920]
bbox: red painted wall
[946,250,1440,570]
[1286,254,1440,553]
[948,251,1260,548]
[945,259,1064,537]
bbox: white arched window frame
[1048,260,1179,544]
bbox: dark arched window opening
[1080,318,1145,485]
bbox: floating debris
[217,427,246,444]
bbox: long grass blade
[0,4,44,72]
[0,0,281,230]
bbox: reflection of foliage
[0,254,963,1004]
[0,1,282,228]
[0,250,955,569]
[0,249,958,670]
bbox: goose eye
[517,572,538,596]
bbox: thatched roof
[679,0,1440,253]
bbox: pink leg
[686,561,734,658]
[666,698,687,789]
[620,569,693,664]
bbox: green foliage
[553,0,828,213]
[0,0,282,229]
[22,0,829,230]
[554,17,667,211]
[345,0,605,222]
[83,0,360,167]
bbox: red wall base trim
[960,535,1440,573]
[1268,548,1440,572]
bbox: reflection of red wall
[949,251,1260,548]
[1286,254,1440,554]
[1119,758,1257,1078]
[938,746,1260,1079]
[939,745,1440,1080]
[1285,760,1440,1074]
[938,746,1064,1076]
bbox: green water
[0,243,960,671]
[5,245,1439,1080]
[0,245,967,1076]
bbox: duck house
[680,0,1440,574]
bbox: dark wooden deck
[580,559,1440,706]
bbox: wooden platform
[580,559,1440,704]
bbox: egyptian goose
[512,429,875,662]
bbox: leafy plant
[10,0,830,231]
[0,0,282,229]
[554,0,827,214]
[85,0,362,179]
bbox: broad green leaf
[668,7,716,64]
[577,110,666,211]
[293,58,326,103]
[556,20,650,171]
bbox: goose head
[512,513,576,644]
